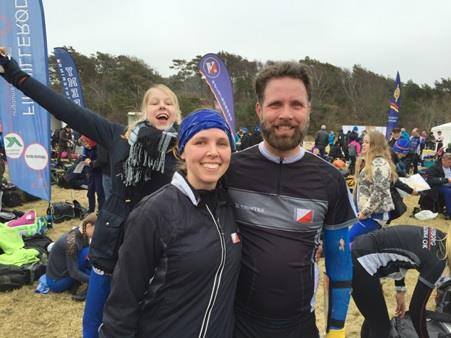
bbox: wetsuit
[352,225,446,338]
[225,143,356,337]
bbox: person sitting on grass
[45,213,96,298]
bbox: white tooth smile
[203,163,220,169]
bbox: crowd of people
[1,47,451,338]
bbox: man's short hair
[442,153,451,160]
[255,62,312,103]
[392,128,401,134]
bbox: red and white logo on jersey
[296,208,314,223]
[231,232,241,244]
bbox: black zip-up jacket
[100,173,241,338]
[12,75,176,273]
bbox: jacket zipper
[198,205,227,338]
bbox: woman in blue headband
[99,109,241,338]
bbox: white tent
[431,122,451,149]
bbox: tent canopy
[431,122,451,149]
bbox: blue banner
[199,53,236,133]
[386,72,401,138]
[0,0,51,201]
[54,47,85,107]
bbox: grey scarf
[122,121,177,187]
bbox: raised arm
[0,49,123,150]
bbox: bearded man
[225,62,356,338]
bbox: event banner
[0,0,51,201]
[54,47,85,107]
[386,72,401,138]
[199,53,236,133]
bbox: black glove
[0,54,29,87]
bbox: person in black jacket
[79,135,105,213]
[352,225,450,338]
[419,152,451,215]
[46,213,96,294]
[99,109,241,338]
[0,49,180,338]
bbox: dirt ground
[0,178,450,337]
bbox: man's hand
[395,291,406,318]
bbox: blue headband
[178,109,234,154]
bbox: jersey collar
[258,141,305,164]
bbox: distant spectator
[391,138,410,177]
[329,140,344,160]
[400,128,410,140]
[419,152,451,216]
[436,130,444,152]
[426,131,436,150]
[405,128,421,174]
[388,127,401,147]
[314,124,329,156]
[328,130,335,146]
[46,213,96,297]
[347,134,361,175]
[58,125,74,161]
[80,135,105,213]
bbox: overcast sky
[42,0,451,86]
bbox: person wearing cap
[391,137,410,177]
[314,124,329,156]
[0,48,180,338]
[419,152,451,217]
[349,131,397,242]
[99,109,241,338]
[225,62,355,338]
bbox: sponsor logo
[231,232,241,244]
[24,143,48,170]
[4,132,24,159]
[296,208,314,223]
[339,238,345,251]
[203,57,220,79]
[422,227,436,250]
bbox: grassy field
[0,181,450,337]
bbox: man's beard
[260,119,309,152]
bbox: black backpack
[0,251,47,292]
[50,199,88,224]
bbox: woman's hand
[357,212,366,220]
[395,291,406,318]
[0,48,29,86]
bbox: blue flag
[199,53,236,134]
[0,0,51,201]
[386,72,401,138]
[54,48,86,107]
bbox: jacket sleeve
[65,252,89,283]
[360,158,392,217]
[17,76,123,151]
[100,201,164,338]
[324,227,352,331]
[393,179,413,194]
[424,165,447,186]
